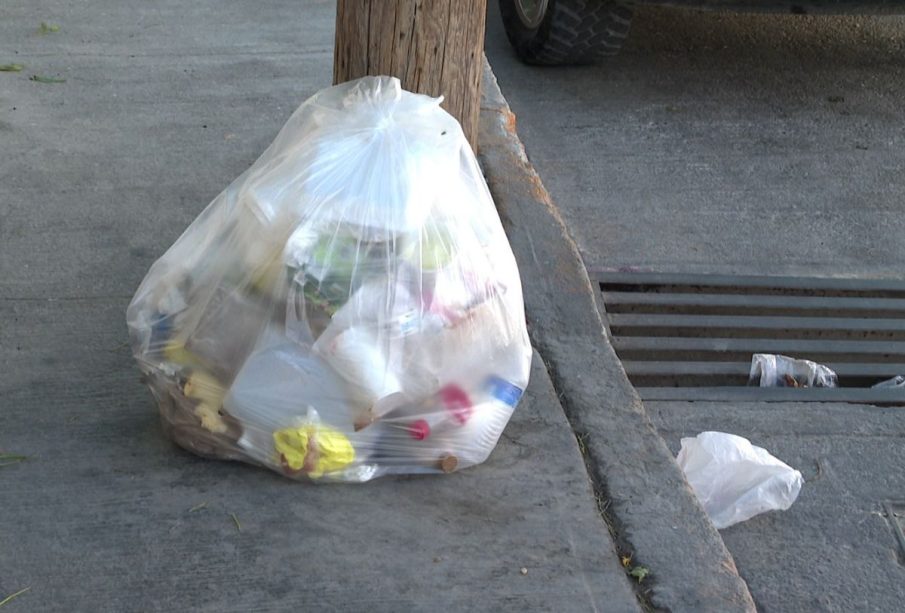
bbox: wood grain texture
[333,0,369,84]
[366,1,397,75]
[334,0,487,149]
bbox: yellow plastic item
[183,371,225,405]
[194,403,228,434]
[273,424,355,479]
[163,340,207,369]
[183,371,228,433]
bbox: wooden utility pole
[333,0,487,150]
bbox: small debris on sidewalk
[107,341,131,354]
[0,64,24,72]
[188,501,208,513]
[519,567,528,576]
[628,566,649,583]
[0,587,31,609]
[30,74,66,84]
[230,512,242,533]
[37,22,60,34]
[0,453,27,468]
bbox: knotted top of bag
[242,76,464,242]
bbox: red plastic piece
[408,419,431,440]
[440,384,473,424]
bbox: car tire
[499,0,633,65]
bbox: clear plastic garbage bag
[127,77,532,482]
[748,354,837,388]
[676,432,803,529]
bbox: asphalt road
[485,4,905,612]
[485,5,905,278]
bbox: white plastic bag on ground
[676,431,803,529]
[127,76,532,482]
[749,353,837,388]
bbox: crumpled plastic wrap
[748,354,837,388]
[127,77,532,482]
[873,375,905,389]
[676,432,804,529]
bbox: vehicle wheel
[499,0,633,65]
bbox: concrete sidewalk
[0,1,640,611]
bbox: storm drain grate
[590,271,905,404]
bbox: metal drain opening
[591,271,905,404]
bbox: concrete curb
[477,59,756,613]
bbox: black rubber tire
[499,0,633,65]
